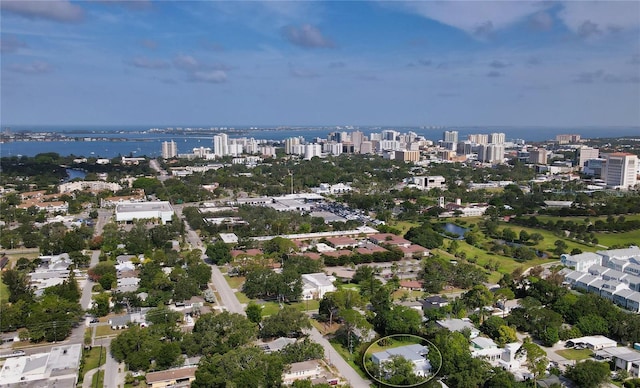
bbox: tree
[553,240,568,256]
[520,340,548,384]
[381,355,424,386]
[188,312,257,355]
[279,338,324,363]
[376,305,423,336]
[565,359,610,388]
[246,302,263,324]
[502,228,517,242]
[260,305,311,339]
[192,346,284,388]
[421,256,453,293]
[92,293,111,317]
[206,241,232,265]
[336,308,371,354]
[462,285,494,322]
[2,269,33,303]
[519,230,530,243]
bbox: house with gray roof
[371,344,431,377]
[436,319,480,338]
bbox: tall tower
[161,140,177,159]
[604,153,638,190]
[443,130,458,143]
[213,133,229,157]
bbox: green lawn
[95,325,118,337]
[555,348,593,361]
[235,292,250,304]
[496,225,594,254]
[593,230,640,248]
[255,299,320,317]
[391,289,424,301]
[338,283,361,291]
[79,346,107,384]
[365,336,421,355]
[0,279,8,304]
[328,339,370,380]
[224,275,245,290]
[91,369,105,388]
[388,221,419,234]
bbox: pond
[64,168,87,182]
[442,223,469,239]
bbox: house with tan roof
[145,366,197,388]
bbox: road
[176,204,246,315]
[149,159,170,182]
[307,326,372,387]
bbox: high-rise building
[478,144,505,163]
[603,153,638,190]
[213,133,229,157]
[578,147,600,168]
[360,141,374,154]
[382,130,399,141]
[351,131,364,153]
[556,134,581,144]
[304,144,322,160]
[468,134,488,145]
[443,130,458,143]
[488,132,505,144]
[528,148,548,165]
[284,137,302,154]
[161,140,177,159]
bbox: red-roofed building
[325,237,359,249]
[297,252,322,261]
[356,245,388,255]
[369,233,412,248]
[322,250,353,258]
[398,244,430,259]
[399,280,424,291]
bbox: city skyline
[1,1,639,127]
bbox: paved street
[177,206,246,315]
[307,326,372,387]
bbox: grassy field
[535,214,640,224]
[0,280,8,304]
[365,336,421,355]
[391,289,424,301]
[387,221,419,234]
[593,230,640,248]
[224,275,245,290]
[79,346,107,384]
[95,325,118,337]
[234,292,251,304]
[328,339,370,380]
[496,225,594,254]
[91,369,105,388]
[555,348,593,361]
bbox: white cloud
[558,2,640,37]
[127,57,169,70]
[0,35,28,53]
[9,61,53,74]
[173,54,200,71]
[393,1,547,36]
[282,24,334,48]
[189,70,227,83]
[0,0,84,23]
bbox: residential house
[301,273,337,300]
[145,366,198,388]
[282,360,323,385]
[371,344,431,377]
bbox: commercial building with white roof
[115,201,175,224]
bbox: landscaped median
[77,346,106,385]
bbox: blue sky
[1,0,639,127]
